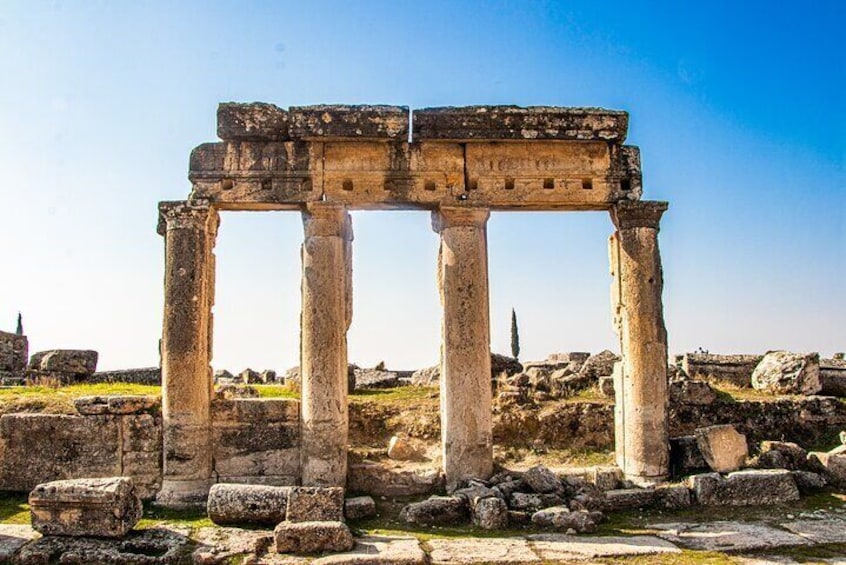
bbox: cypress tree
[510,308,520,360]
[15,312,23,336]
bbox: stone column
[300,202,353,487]
[432,206,493,489]
[156,201,218,507]
[609,200,669,485]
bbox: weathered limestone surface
[191,104,641,211]
[681,353,763,387]
[286,487,345,522]
[528,533,681,560]
[344,496,376,520]
[609,201,669,484]
[274,521,355,554]
[413,106,628,142]
[752,351,822,395]
[157,201,218,507]
[28,350,98,376]
[346,463,444,497]
[300,203,352,487]
[29,477,142,538]
[0,524,39,562]
[207,483,291,526]
[212,398,300,485]
[433,207,493,487]
[0,330,28,373]
[652,521,809,552]
[687,470,800,506]
[695,424,749,473]
[0,414,121,490]
[89,367,161,385]
[427,537,539,564]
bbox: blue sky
[0,1,843,371]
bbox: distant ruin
[156,104,668,506]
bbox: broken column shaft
[300,202,353,487]
[609,200,669,484]
[157,202,218,506]
[433,206,493,488]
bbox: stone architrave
[300,202,353,487]
[156,201,218,507]
[432,206,493,488]
[609,201,670,484]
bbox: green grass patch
[253,384,299,399]
[599,551,740,564]
[137,505,213,530]
[0,383,161,415]
[0,493,30,525]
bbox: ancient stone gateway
[156,103,669,506]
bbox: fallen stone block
[599,375,615,397]
[346,462,443,497]
[387,435,425,461]
[687,469,800,506]
[399,496,468,526]
[15,525,192,564]
[29,349,98,376]
[29,477,142,538]
[509,492,564,512]
[591,466,622,491]
[603,488,656,511]
[207,483,291,526]
[522,465,562,494]
[681,353,762,387]
[472,496,508,530]
[344,496,376,520]
[654,484,691,509]
[531,506,601,533]
[807,451,846,487]
[274,520,355,554]
[752,351,822,395]
[286,486,345,522]
[192,526,274,564]
[670,379,717,405]
[0,330,28,373]
[790,470,827,493]
[695,424,748,472]
[756,440,808,471]
[578,350,619,380]
[239,368,262,384]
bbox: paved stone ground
[1,516,845,563]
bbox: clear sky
[1,1,843,372]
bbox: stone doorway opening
[212,212,302,378]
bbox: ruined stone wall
[0,396,301,499]
[681,353,763,388]
[0,397,161,499]
[211,398,300,486]
[0,330,28,383]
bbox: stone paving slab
[651,521,811,552]
[314,535,426,564]
[0,525,39,562]
[527,533,680,560]
[780,518,846,544]
[193,526,273,564]
[735,556,846,565]
[427,537,540,564]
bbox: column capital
[157,201,218,236]
[431,206,490,233]
[610,200,667,231]
[302,202,353,240]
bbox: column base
[623,473,667,488]
[154,479,214,509]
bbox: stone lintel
[431,206,490,233]
[217,102,289,141]
[156,201,218,236]
[302,203,353,240]
[289,105,409,140]
[611,200,668,231]
[413,106,628,142]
